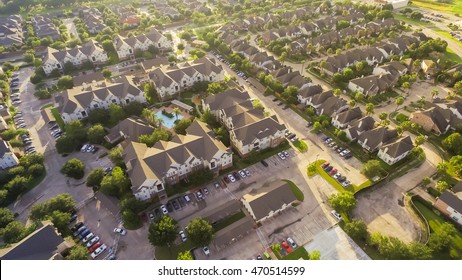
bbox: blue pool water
[155,111,184,128]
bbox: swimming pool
[155,110,184,128]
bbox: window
[56,64,61,69]
[209,76,212,81]
[94,104,98,108]
[197,76,201,81]
[112,99,117,103]
[126,98,130,103]
[81,111,87,117]
[210,162,216,168]
[129,49,133,54]
[158,43,161,47]
[175,85,179,91]
[91,56,96,62]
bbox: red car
[281,241,292,253]
[89,242,102,253]
[321,162,330,168]
[329,169,337,176]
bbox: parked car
[287,237,297,248]
[160,204,168,214]
[89,242,102,253]
[337,176,346,182]
[321,162,330,169]
[79,229,91,240]
[281,241,292,253]
[86,236,100,247]
[227,174,236,183]
[329,169,337,176]
[71,222,84,232]
[196,191,203,200]
[344,153,353,159]
[82,232,95,243]
[203,246,210,256]
[114,227,127,235]
[334,173,342,180]
[233,171,241,180]
[149,212,155,221]
[283,151,289,158]
[278,152,286,160]
[179,230,187,242]
[203,187,209,196]
[331,210,342,221]
[261,160,269,167]
[324,166,333,172]
[342,180,351,188]
[73,226,87,237]
[184,194,191,203]
[91,244,107,259]
[238,170,246,178]
[325,138,333,144]
[214,182,221,189]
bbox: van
[184,194,191,203]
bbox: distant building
[241,181,297,223]
[382,0,409,9]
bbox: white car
[227,174,236,183]
[81,144,89,152]
[17,123,26,128]
[82,232,95,243]
[86,236,100,247]
[331,210,342,221]
[160,205,168,214]
[114,227,127,235]
[179,230,187,242]
[203,246,210,256]
[238,170,246,178]
[287,237,297,248]
[244,169,250,177]
[90,244,107,259]
[278,152,286,160]
[196,191,203,200]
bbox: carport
[203,199,241,224]
[95,192,120,217]
[40,108,56,125]
[213,216,255,250]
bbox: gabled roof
[0,140,12,158]
[298,84,323,98]
[437,191,462,214]
[0,223,64,260]
[335,107,363,125]
[204,88,250,111]
[123,121,230,189]
[232,116,286,145]
[242,180,297,220]
[380,135,413,158]
[106,117,155,143]
[358,127,398,151]
[414,107,450,134]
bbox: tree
[0,207,15,228]
[5,176,29,199]
[86,168,105,188]
[88,108,110,125]
[87,124,106,144]
[65,120,87,143]
[48,210,71,235]
[177,251,193,260]
[3,221,25,243]
[344,219,368,240]
[148,215,179,247]
[172,107,181,120]
[449,155,462,177]
[102,68,112,79]
[395,96,404,111]
[100,166,131,197]
[333,88,341,97]
[57,75,74,89]
[138,129,171,147]
[410,11,423,20]
[56,135,77,154]
[186,217,214,246]
[379,112,388,121]
[442,133,462,155]
[428,222,457,252]
[124,101,144,116]
[414,135,426,147]
[66,244,89,260]
[252,99,264,110]
[108,146,124,167]
[408,242,433,260]
[109,103,126,124]
[312,121,321,133]
[309,250,321,260]
[207,82,226,95]
[365,103,375,115]
[431,89,439,99]
[362,160,383,178]
[61,158,85,179]
[329,191,356,215]
[174,119,193,135]
[435,180,450,192]
[369,232,410,259]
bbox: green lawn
[413,198,462,259]
[50,108,65,129]
[310,160,371,193]
[212,211,245,232]
[292,139,308,153]
[155,240,195,260]
[283,180,304,201]
[443,48,462,64]
[411,0,462,15]
[281,246,310,260]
